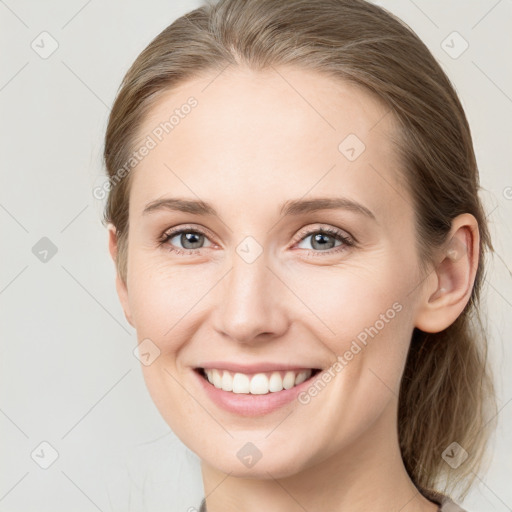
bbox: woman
[102,0,497,510]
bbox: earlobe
[414,214,479,333]
[108,224,135,328]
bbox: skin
[108,66,479,512]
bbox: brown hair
[103,0,496,499]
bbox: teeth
[268,372,283,392]
[232,373,250,394]
[283,371,296,390]
[249,373,268,394]
[203,368,313,394]
[212,369,222,389]
[221,370,233,391]
[294,370,309,385]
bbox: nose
[212,249,290,344]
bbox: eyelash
[158,224,355,257]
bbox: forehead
[130,66,411,227]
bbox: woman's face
[113,66,429,477]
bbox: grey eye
[168,231,212,250]
[297,232,342,251]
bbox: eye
[158,224,354,257]
[159,226,213,255]
[294,226,354,255]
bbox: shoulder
[419,486,468,512]
[198,488,469,512]
[198,494,467,512]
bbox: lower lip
[194,369,318,417]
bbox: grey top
[420,487,468,512]
[198,488,467,511]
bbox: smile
[197,368,321,395]
[193,362,324,415]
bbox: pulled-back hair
[103,0,496,498]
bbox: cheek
[289,271,414,457]
[127,254,217,350]
[286,254,412,341]
[285,254,416,408]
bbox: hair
[103,0,497,500]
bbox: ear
[108,224,134,328]
[414,213,480,333]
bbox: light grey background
[1,1,511,511]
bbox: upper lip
[195,362,320,374]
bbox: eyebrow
[279,197,375,220]
[142,197,376,220]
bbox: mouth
[194,367,322,395]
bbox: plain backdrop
[1,1,511,511]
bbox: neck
[200,402,439,512]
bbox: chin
[196,438,317,480]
